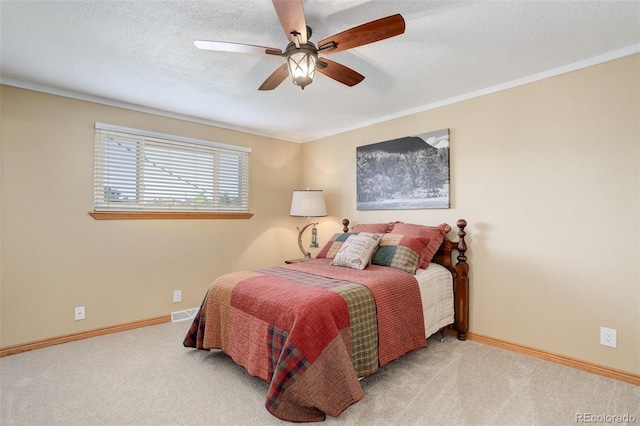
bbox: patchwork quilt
[183,258,426,422]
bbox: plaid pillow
[371,233,431,274]
[316,232,359,259]
[390,223,451,269]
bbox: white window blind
[94,123,250,213]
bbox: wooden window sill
[89,211,254,220]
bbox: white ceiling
[2,1,639,142]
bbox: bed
[183,218,469,422]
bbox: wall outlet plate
[600,327,617,348]
[173,290,182,303]
[75,306,85,321]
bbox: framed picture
[356,129,450,210]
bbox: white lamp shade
[290,190,327,217]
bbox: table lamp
[289,189,327,260]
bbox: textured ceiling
[2,1,639,142]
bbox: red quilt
[183,258,426,422]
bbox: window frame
[91,123,253,220]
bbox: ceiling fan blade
[259,65,289,91]
[318,14,405,54]
[272,0,307,44]
[194,40,282,56]
[316,58,364,87]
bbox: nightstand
[285,258,306,264]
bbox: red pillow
[390,223,451,268]
[351,222,396,233]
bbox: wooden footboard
[341,218,469,341]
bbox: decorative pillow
[351,222,397,233]
[316,232,359,259]
[371,234,431,274]
[331,233,382,270]
[390,223,452,269]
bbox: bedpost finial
[456,219,468,264]
[342,218,350,233]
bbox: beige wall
[303,54,640,374]
[0,86,304,346]
[2,54,638,376]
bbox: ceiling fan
[194,0,405,90]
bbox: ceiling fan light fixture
[195,3,405,91]
[285,43,317,90]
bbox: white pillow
[330,233,382,270]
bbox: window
[93,123,250,216]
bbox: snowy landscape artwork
[356,129,450,210]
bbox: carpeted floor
[1,321,638,425]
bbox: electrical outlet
[600,327,617,348]
[173,290,182,303]
[75,306,85,321]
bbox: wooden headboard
[341,218,469,341]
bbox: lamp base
[297,222,317,260]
